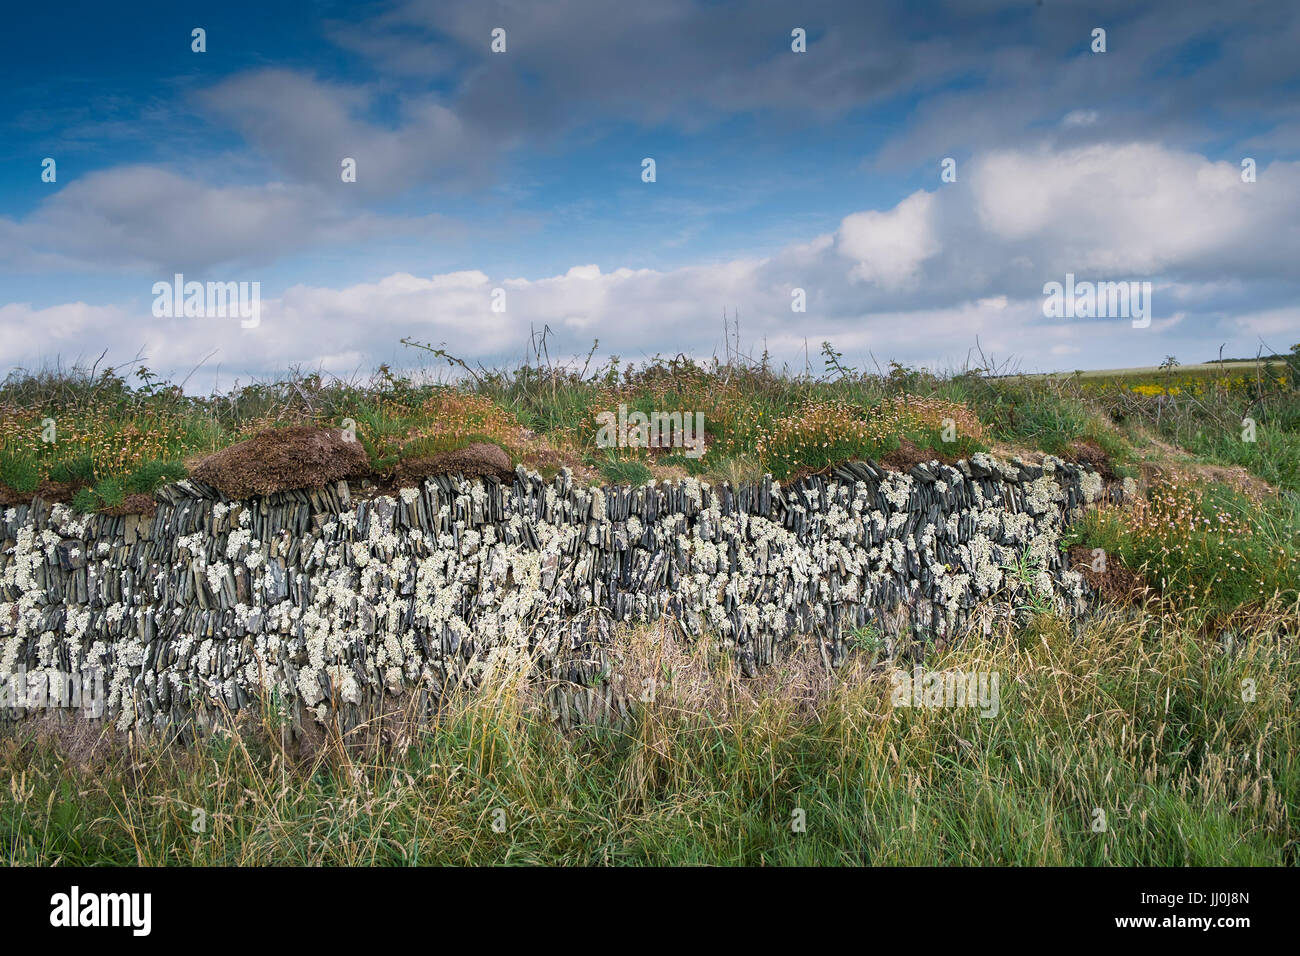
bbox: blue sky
[2,0,1298,387]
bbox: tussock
[192,425,369,498]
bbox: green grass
[1012,358,1289,382]
[47,453,95,485]
[1063,483,1300,622]
[3,607,1295,865]
[941,373,1092,456]
[122,460,187,494]
[16,345,1288,504]
[1172,423,1300,493]
[0,449,38,493]
[977,355,1300,492]
[0,346,1295,503]
[597,454,653,486]
[70,487,99,513]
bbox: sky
[1,0,1298,391]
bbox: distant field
[1009,359,1286,383]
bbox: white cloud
[971,144,1296,276]
[0,301,137,367]
[1062,110,1099,128]
[838,191,939,288]
[196,69,489,194]
[4,142,1298,383]
[0,166,460,273]
[1231,306,1300,340]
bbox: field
[1015,357,1287,381]
[2,342,1299,865]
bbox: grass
[1171,423,1300,493]
[597,454,653,486]
[1007,345,1300,491]
[3,606,1295,866]
[1014,358,1290,382]
[0,450,38,494]
[1063,481,1300,623]
[0,345,1164,507]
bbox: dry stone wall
[1,454,1116,734]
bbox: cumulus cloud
[0,166,461,273]
[970,145,1300,280]
[3,142,1297,382]
[839,191,940,288]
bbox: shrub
[756,400,896,480]
[755,395,989,480]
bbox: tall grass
[4,345,1298,866]
[4,607,1296,866]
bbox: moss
[399,432,513,463]
[192,425,370,498]
[393,440,514,484]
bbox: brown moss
[1064,439,1116,480]
[394,442,513,486]
[1069,544,1148,604]
[879,437,961,472]
[0,479,83,507]
[100,493,157,518]
[192,425,370,498]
